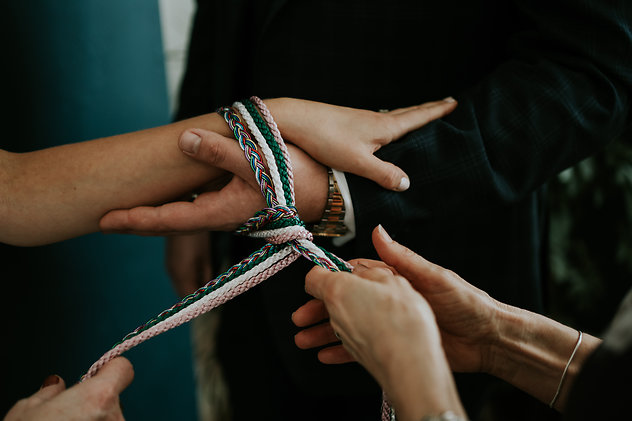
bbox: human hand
[295,246,465,421]
[4,357,134,421]
[267,97,457,191]
[99,129,328,234]
[293,225,501,374]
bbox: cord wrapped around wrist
[80,96,397,420]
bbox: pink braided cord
[250,96,295,201]
[83,246,300,379]
[80,95,387,419]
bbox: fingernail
[40,374,61,389]
[377,224,393,242]
[397,177,410,191]
[179,131,201,155]
[443,96,456,103]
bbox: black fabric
[175,1,632,419]
[563,289,632,420]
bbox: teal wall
[1,2,196,419]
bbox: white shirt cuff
[331,169,356,246]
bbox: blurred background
[0,1,631,420]
[0,1,198,419]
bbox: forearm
[0,112,235,246]
[385,346,466,421]
[488,303,601,411]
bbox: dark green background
[1,2,197,419]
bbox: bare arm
[0,112,231,246]
[294,226,603,416]
[0,97,455,246]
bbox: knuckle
[201,136,226,166]
[379,167,400,189]
[89,385,119,412]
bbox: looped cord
[81,96,350,379]
[79,96,389,419]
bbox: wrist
[382,345,466,421]
[486,303,597,407]
[262,97,294,139]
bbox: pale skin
[3,357,133,421]
[292,225,601,421]
[0,97,456,246]
[1,97,456,418]
[95,98,457,295]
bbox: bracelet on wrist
[549,330,583,408]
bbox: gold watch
[310,168,348,237]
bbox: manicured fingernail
[397,177,410,191]
[179,131,201,155]
[40,374,61,389]
[443,96,456,103]
[377,224,393,242]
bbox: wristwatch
[310,168,348,237]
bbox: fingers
[317,345,355,364]
[357,98,457,192]
[348,258,400,275]
[360,154,411,192]
[294,322,339,349]
[99,197,221,234]
[304,266,342,301]
[292,298,329,327]
[388,97,458,135]
[371,225,448,292]
[180,129,256,188]
[100,176,261,234]
[88,357,134,395]
[33,375,66,401]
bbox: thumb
[362,154,410,191]
[32,375,66,401]
[86,357,134,395]
[371,225,443,292]
[179,129,254,185]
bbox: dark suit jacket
[175,1,632,419]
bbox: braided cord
[233,101,287,206]
[241,99,294,205]
[82,96,351,384]
[218,106,278,207]
[113,243,281,346]
[249,96,295,201]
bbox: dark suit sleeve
[347,0,632,238]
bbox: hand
[166,232,213,297]
[295,243,466,421]
[4,357,134,421]
[293,225,501,374]
[267,97,458,191]
[99,129,328,234]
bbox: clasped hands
[95,97,470,421]
[98,97,457,235]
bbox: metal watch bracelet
[310,167,348,237]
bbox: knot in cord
[81,96,358,401]
[236,205,313,245]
